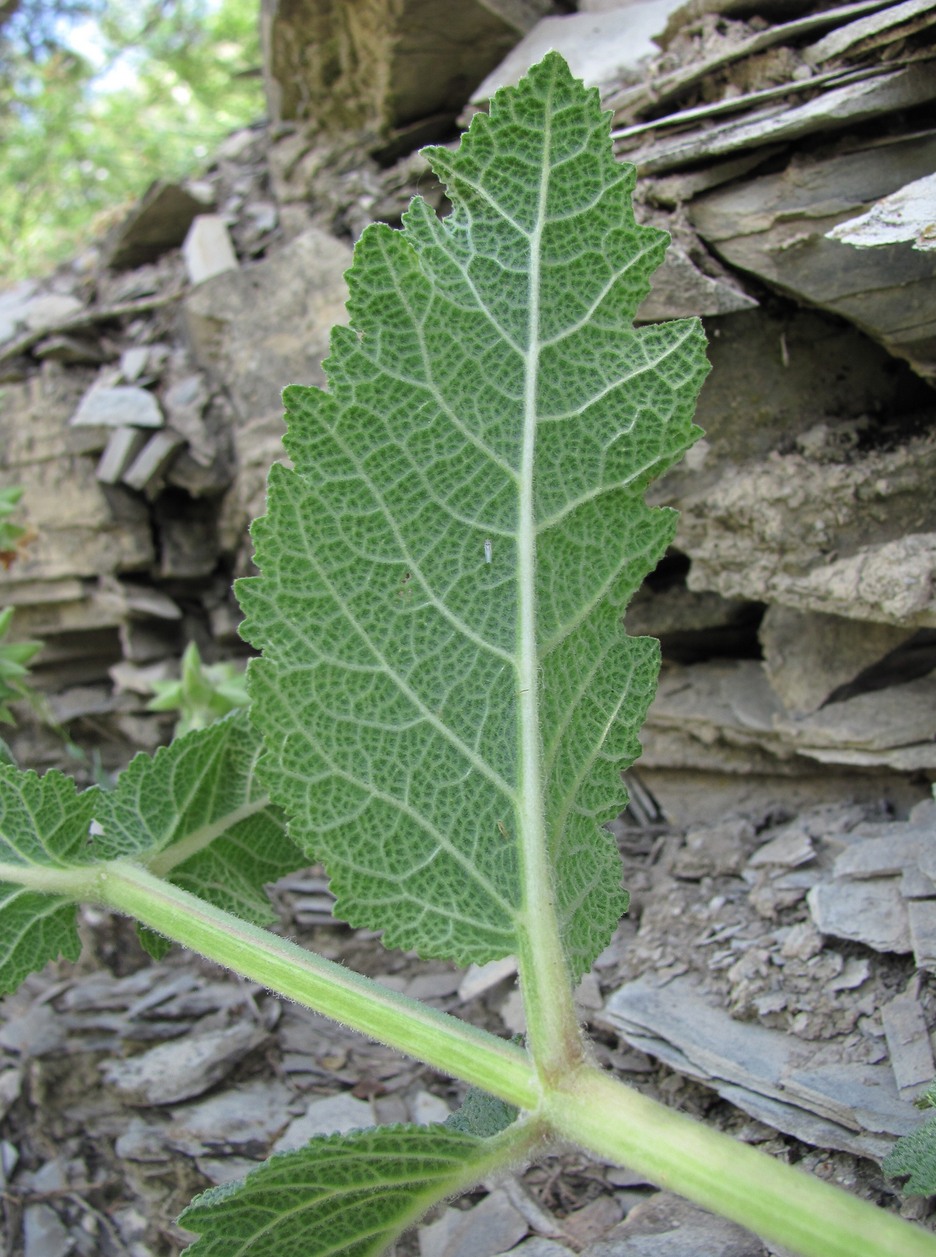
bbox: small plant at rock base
[146,640,250,735]
[0,485,36,570]
[0,607,42,725]
[0,55,932,1257]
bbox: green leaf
[445,1085,519,1138]
[238,51,707,976]
[884,1110,936,1196]
[179,1123,514,1257]
[0,767,94,992]
[93,711,301,928]
[0,712,301,980]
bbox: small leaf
[0,715,302,982]
[0,767,94,991]
[180,1124,506,1257]
[93,710,301,927]
[884,1112,936,1196]
[445,1086,518,1138]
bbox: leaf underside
[179,1124,498,1257]
[239,52,708,975]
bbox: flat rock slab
[690,129,936,380]
[104,180,213,271]
[603,974,918,1159]
[419,1187,528,1257]
[165,1078,294,1157]
[101,1020,269,1105]
[585,1191,766,1257]
[70,385,164,430]
[272,1092,374,1153]
[472,3,685,101]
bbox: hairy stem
[549,1065,936,1257]
[92,860,541,1111]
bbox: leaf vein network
[537,321,698,422]
[538,236,661,348]
[310,424,516,668]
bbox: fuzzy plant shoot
[0,54,933,1257]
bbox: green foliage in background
[0,485,34,565]
[0,0,263,279]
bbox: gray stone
[419,1187,528,1257]
[458,955,518,1002]
[637,239,758,322]
[165,1079,293,1157]
[5,291,83,336]
[833,826,932,879]
[748,825,816,870]
[120,346,150,382]
[272,1092,374,1153]
[689,129,936,379]
[23,1203,73,1257]
[585,1191,764,1257]
[472,3,685,102]
[96,426,148,485]
[70,385,163,431]
[101,1021,269,1105]
[122,429,186,493]
[604,974,916,1158]
[409,1088,452,1125]
[182,214,239,285]
[827,172,936,254]
[759,606,914,716]
[104,180,213,270]
[773,672,936,770]
[161,373,213,463]
[633,65,936,180]
[807,879,911,955]
[881,983,935,1096]
[184,227,350,424]
[907,899,936,973]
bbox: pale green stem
[60,859,541,1112]
[548,1065,936,1257]
[516,65,586,1082]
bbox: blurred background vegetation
[0,0,263,280]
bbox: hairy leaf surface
[179,1124,508,1257]
[0,766,92,991]
[0,713,297,980]
[238,52,708,974]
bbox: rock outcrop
[0,0,933,818]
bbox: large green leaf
[239,52,707,975]
[179,1123,517,1257]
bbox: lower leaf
[179,1121,534,1257]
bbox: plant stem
[516,62,585,1083]
[13,857,933,1257]
[94,860,541,1111]
[549,1064,936,1257]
